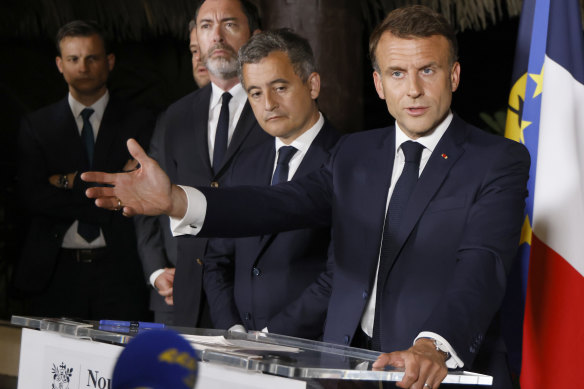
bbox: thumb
[127,138,147,165]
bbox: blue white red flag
[504,0,584,387]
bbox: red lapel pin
[441,153,448,159]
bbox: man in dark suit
[203,29,340,338]
[15,20,153,320]
[135,0,270,327]
[134,19,210,325]
[84,6,530,389]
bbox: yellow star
[519,214,532,246]
[529,65,544,98]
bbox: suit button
[362,290,369,299]
[210,181,219,188]
[344,335,350,345]
[252,267,261,276]
[196,258,203,266]
[244,312,251,321]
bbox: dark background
[0,1,520,320]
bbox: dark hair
[369,5,458,72]
[238,28,316,85]
[56,20,110,56]
[194,0,261,34]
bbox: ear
[308,72,321,100]
[450,61,460,92]
[55,56,63,74]
[373,70,385,100]
[107,53,115,71]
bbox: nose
[211,24,224,43]
[407,74,423,98]
[79,58,89,72]
[264,90,277,111]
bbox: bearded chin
[205,56,238,80]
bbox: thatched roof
[1,0,582,43]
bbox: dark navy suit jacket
[138,83,271,326]
[15,95,154,316]
[203,120,340,339]
[197,115,530,384]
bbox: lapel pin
[441,153,448,159]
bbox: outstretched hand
[81,138,187,218]
[372,338,448,389]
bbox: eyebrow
[198,17,239,24]
[246,79,290,93]
[386,61,439,72]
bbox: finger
[372,352,405,370]
[127,138,148,165]
[166,268,176,276]
[85,185,116,199]
[165,296,174,306]
[81,171,116,185]
[121,206,138,217]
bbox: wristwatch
[57,174,69,189]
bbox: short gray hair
[238,28,316,85]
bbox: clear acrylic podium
[11,315,492,388]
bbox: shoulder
[166,85,211,114]
[453,116,530,163]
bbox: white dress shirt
[61,92,109,249]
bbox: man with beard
[137,0,270,328]
[14,20,153,320]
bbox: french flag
[503,0,584,387]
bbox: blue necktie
[78,107,100,242]
[213,92,232,174]
[271,146,297,185]
[372,140,424,350]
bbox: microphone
[112,329,199,389]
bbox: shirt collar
[394,111,453,154]
[210,82,246,109]
[68,90,109,122]
[274,112,324,156]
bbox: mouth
[265,115,284,122]
[405,106,429,116]
[196,66,208,74]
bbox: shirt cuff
[169,185,207,236]
[228,324,247,333]
[149,269,165,288]
[414,331,464,369]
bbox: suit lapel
[93,98,120,170]
[381,118,467,279]
[192,86,214,175]
[215,101,256,176]
[253,121,339,265]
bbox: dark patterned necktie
[271,146,297,185]
[372,140,424,350]
[212,92,232,174]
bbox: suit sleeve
[267,241,334,339]
[18,115,112,224]
[203,237,243,329]
[422,140,530,366]
[134,112,173,281]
